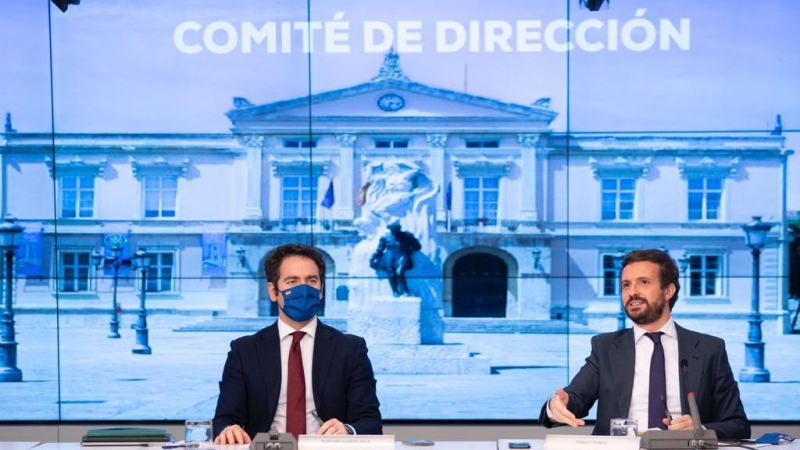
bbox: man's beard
[625,294,667,325]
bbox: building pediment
[227,52,556,128]
[228,80,557,125]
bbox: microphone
[251,427,297,450]
[639,359,718,449]
[682,359,704,439]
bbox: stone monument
[347,160,489,374]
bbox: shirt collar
[633,317,677,342]
[277,316,318,341]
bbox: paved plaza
[1,308,799,422]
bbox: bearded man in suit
[540,249,749,440]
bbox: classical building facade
[1,53,794,332]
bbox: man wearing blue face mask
[213,244,382,444]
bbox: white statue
[349,159,445,344]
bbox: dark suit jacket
[539,323,749,440]
[213,320,382,438]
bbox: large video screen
[0,0,798,422]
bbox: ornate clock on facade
[377,93,405,112]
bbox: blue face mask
[280,284,321,322]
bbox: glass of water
[185,419,213,445]
[610,418,638,436]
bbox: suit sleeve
[345,337,383,435]
[213,339,250,438]
[702,340,750,440]
[539,335,601,427]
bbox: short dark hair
[264,244,326,290]
[621,249,680,309]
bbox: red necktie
[286,331,307,438]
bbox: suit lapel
[256,323,282,417]
[676,324,702,415]
[609,329,636,417]
[312,321,336,408]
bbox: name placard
[299,434,395,450]
[543,435,639,450]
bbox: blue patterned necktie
[646,332,668,430]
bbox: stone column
[243,135,264,221]
[335,134,356,220]
[518,134,539,221]
[427,134,448,219]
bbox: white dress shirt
[629,319,682,430]
[273,317,320,435]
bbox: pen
[310,410,324,426]
[162,443,200,449]
[660,394,673,423]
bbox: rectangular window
[58,251,91,292]
[145,252,175,293]
[688,255,721,297]
[601,178,635,221]
[465,140,500,148]
[282,176,318,219]
[375,139,409,148]
[688,177,723,221]
[463,177,499,221]
[143,176,177,218]
[283,139,317,148]
[60,175,95,218]
[602,254,621,296]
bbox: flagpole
[445,181,452,232]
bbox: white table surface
[396,442,497,450]
[28,437,800,450]
[496,436,800,450]
[0,443,41,450]
[29,442,498,450]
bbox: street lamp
[91,244,130,339]
[531,248,542,272]
[678,254,690,275]
[612,252,626,330]
[739,216,775,382]
[0,215,24,382]
[131,247,152,355]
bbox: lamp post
[612,252,626,330]
[678,254,690,275]
[91,243,130,339]
[0,215,24,382]
[531,248,542,272]
[739,216,774,382]
[131,248,152,355]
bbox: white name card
[299,434,395,450]
[543,435,639,450]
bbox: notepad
[81,428,173,446]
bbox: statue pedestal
[347,296,490,374]
[226,271,259,317]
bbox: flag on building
[321,179,335,209]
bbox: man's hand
[214,424,251,444]
[549,388,586,427]
[317,418,349,435]
[666,414,693,431]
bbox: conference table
[21,438,800,450]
